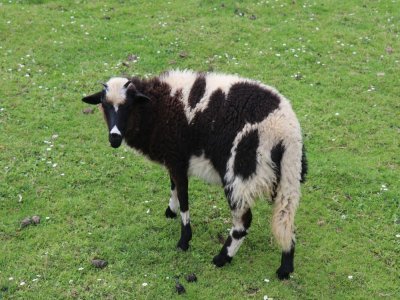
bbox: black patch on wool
[242,208,252,229]
[271,141,285,198]
[234,129,259,180]
[190,81,280,180]
[232,230,247,240]
[300,145,308,183]
[188,75,206,109]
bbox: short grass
[1,0,399,299]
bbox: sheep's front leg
[173,173,192,251]
[165,176,179,219]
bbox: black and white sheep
[82,70,307,280]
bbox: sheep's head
[82,77,149,148]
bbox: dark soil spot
[185,273,197,283]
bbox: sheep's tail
[271,140,304,252]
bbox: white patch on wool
[110,125,121,135]
[160,70,267,123]
[161,69,198,101]
[180,211,190,226]
[188,153,222,185]
[105,77,130,105]
[169,189,179,213]
[224,98,303,215]
[184,73,242,123]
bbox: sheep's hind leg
[213,205,252,267]
[165,176,179,219]
[276,241,295,280]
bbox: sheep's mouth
[109,133,122,148]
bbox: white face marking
[110,125,121,135]
[105,77,130,105]
[180,211,190,226]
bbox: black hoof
[212,253,232,267]
[276,266,292,280]
[165,206,177,219]
[177,239,190,251]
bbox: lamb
[82,70,307,280]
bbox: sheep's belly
[188,154,222,185]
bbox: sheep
[82,70,307,280]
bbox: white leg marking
[110,125,121,135]
[169,189,179,213]
[227,235,245,257]
[180,211,190,226]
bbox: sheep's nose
[109,133,122,148]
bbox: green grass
[0,0,399,299]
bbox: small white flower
[264,278,270,283]
[46,147,51,151]
[213,205,217,209]
[395,234,400,238]
[146,209,150,214]
[341,214,347,220]
[69,279,73,284]
[78,267,84,271]
[20,281,26,286]
[32,278,39,282]
[335,112,339,116]
[275,53,281,57]
[52,163,57,168]
[348,275,353,280]
[142,282,148,287]
[9,277,14,281]
[60,173,65,176]
[46,217,50,220]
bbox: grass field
[1,0,399,299]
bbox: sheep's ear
[125,82,150,103]
[82,91,103,105]
[134,91,150,102]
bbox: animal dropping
[91,259,108,269]
[82,70,307,280]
